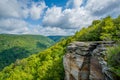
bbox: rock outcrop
[63,41,115,80]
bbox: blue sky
[0,0,120,35]
[45,0,67,7]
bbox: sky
[0,0,120,36]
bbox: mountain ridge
[47,36,68,42]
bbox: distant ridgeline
[0,34,55,71]
[47,36,68,42]
[0,16,120,80]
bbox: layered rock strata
[63,41,115,80]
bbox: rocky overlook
[63,41,116,80]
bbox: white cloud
[30,2,47,20]
[0,0,47,20]
[0,18,29,34]
[73,0,83,8]
[66,0,83,8]
[0,0,48,35]
[30,25,69,36]
[0,0,120,35]
[85,0,120,17]
[42,5,95,29]
[42,0,120,35]
[0,0,22,18]
[63,8,93,28]
[42,6,64,28]
[0,18,72,36]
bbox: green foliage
[0,37,72,80]
[106,44,120,77]
[0,34,55,71]
[73,15,120,41]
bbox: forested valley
[0,34,55,71]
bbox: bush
[106,44,120,77]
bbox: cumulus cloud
[0,0,22,18]
[30,2,47,20]
[43,0,120,31]
[66,0,83,8]
[42,5,95,29]
[0,18,29,34]
[42,6,64,28]
[0,0,120,35]
[0,0,47,34]
[0,0,47,19]
[85,0,120,17]
[30,25,75,36]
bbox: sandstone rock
[75,49,88,56]
[73,42,89,47]
[67,45,77,53]
[64,41,115,80]
[90,57,104,80]
[63,53,84,80]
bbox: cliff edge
[63,41,115,80]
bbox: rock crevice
[63,41,115,80]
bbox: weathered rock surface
[63,41,115,80]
